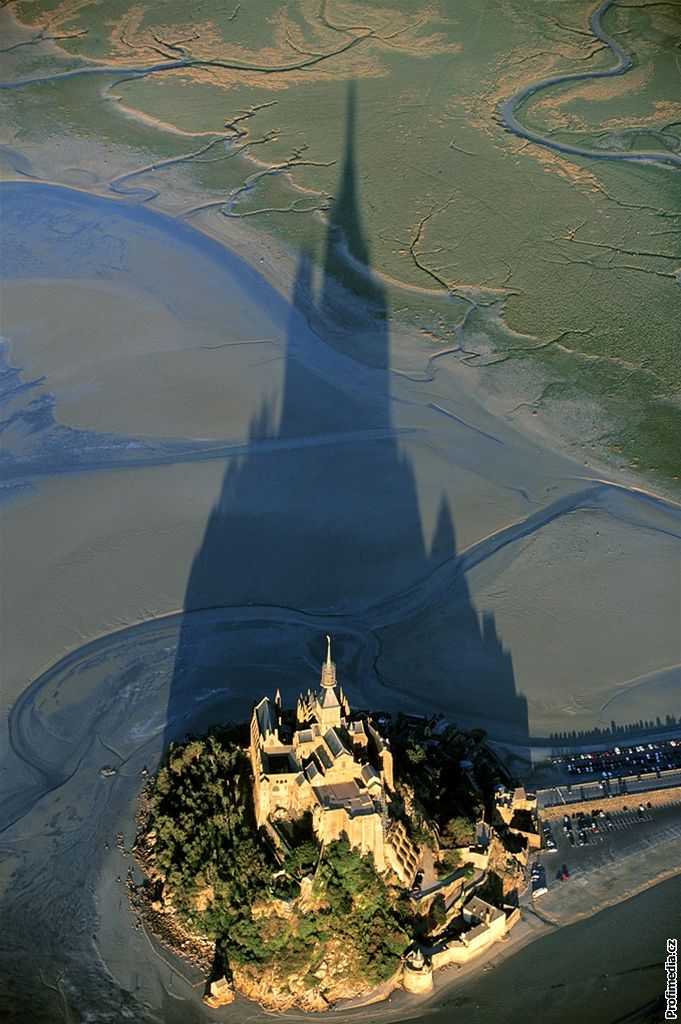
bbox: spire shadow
[164,81,529,756]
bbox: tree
[285,839,319,879]
[429,893,447,932]
[442,815,476,847]
[435,848,461,875]
[145,741,412,992]
[406,743,427,765]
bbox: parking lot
[536,798,681,880]
[549,739,681,782]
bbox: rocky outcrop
[127,875,214,975]
[232,951,400,1013]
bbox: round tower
[402,948,433,994]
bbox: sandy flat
[1,58,680,1024]
[2,178,679,748]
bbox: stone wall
[431,928,495,968]
[429,904,516,970]
[457,847,489,870]
[316,805,386,870]
[349,965,404,1006]
[539,786,681,820]
[418,874,465,917]
[385,820,419,882]
[505,906,521,929]
[513,829,541,849]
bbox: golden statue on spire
[321,634,336,688]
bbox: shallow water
[422,875,680,1024]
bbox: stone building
[460,895,507,944]
[430,894,516,971]
[494,784,541,849]
[495,784,537,823]
[249,638,417,882]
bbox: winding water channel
[499,0,681,168]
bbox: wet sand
[2,178,679,742]
[2,616,678,1024]
[1,170,679,1023]
[1,11,680,1021]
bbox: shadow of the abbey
[165,82,530,754]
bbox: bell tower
[316,635,342,729]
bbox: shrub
[145,739,412,991]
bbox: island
[131,638,539,1011]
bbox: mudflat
[1,3,679,1022]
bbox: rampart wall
[539,785,681,819]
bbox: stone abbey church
[249,639,418,882]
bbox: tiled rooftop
[313,781,375,816]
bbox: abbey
[249,638,418,882]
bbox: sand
[2,177,678,742]
[1,163,678,1024]
[1,6,680,1022]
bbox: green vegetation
[311,840,411,984]
[145,734,410,994]
[5,0,680,483]
[391,716,483,836]
[434,848,462,876]
[283,836,318,880]
[221,837,409,986]
[441,815,477,847]
[147,733,271,934]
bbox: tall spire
[321,634,337,689]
